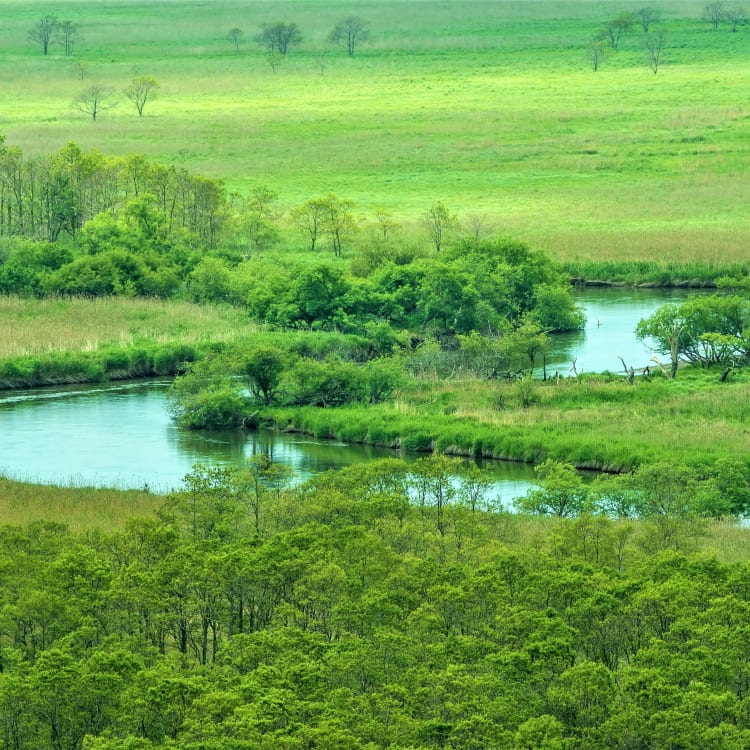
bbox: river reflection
[0,380,536,503]
[544,286,703,375]
[0,288,702,497]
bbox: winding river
[0,287,702,497]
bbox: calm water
[0,287,700,495]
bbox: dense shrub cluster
[1,460,750,749]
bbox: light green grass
[1,1,749,262]
[0,476,161,530]
[0,296,260,357]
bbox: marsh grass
[2,1,749,262]
[268,367,750,471]
[0,297,259,358]
[0,476,161,531]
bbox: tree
[423,201,456,253]
[328,16,369,57]
[241,186,280,252]
[726,6,747,30]
[57,21,79,56]
[244,347,286,405]
[321,193,355,256]
[226,27,243,52]
[635,303,687,378]
[74,85,116,121]
[605,12,635,48]
[123,76,159,117]
[637,7,661,31]
[28,15,58,55]
[703,2,727,28]
[290,198,328,252]
[645,31,666,74]
[257,22,302,55]
[515,459,590,517]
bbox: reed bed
[0,297,258,358]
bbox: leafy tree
[515,459,590,517]
[322,193,355,256]
[329,16,369,56]
[28,15,58,55]
[290,198,328,252]
[423,201,456,253]
[124,77,159,117]
[75,85,116,121]
[244,347,286,405]
[257,22,302,55]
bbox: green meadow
[1,0,749,263]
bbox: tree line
[0,459,750,748]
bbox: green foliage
[636,294,750,375]
[1,459,749,748]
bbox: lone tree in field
[257,22,302,55]
[588,39,607,71]
[726,6,747,30]
[57,20,79,56]
[636,7,661,31]
[703,2,727,28]
[423,202,457,253]
[75,85,116,121]
[28,15,58,55]
[605,12,635,48]
[329,16,369,56]
[645,31,666,73]
[124,76,159,116]
[226,27,244,52]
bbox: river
[0,287,701,496]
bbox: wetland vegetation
[1,1,750,747]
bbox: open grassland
[1,0,749,262]
[0,296,259,357]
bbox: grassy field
[0,296,260,357]
[1,0,749,262]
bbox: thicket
[1,459,750,749]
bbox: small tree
[289,198,328,251]
[56,21,79,56]
[74,85,116,121]
[726,6,747,30]
[645,31,666,74]
[423,201,456,253]
[515,459,590,517]
[637,6,661,31]
[123,76,159,117]
[605,12,635,48]
[226,27,244,52]
[244,347,286,405]
[588,39,607,71]
[28,15,58,55]
[703,1,727,28]
[328,16,369,57]
[257,22,302,55]
[321,194,355,256]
